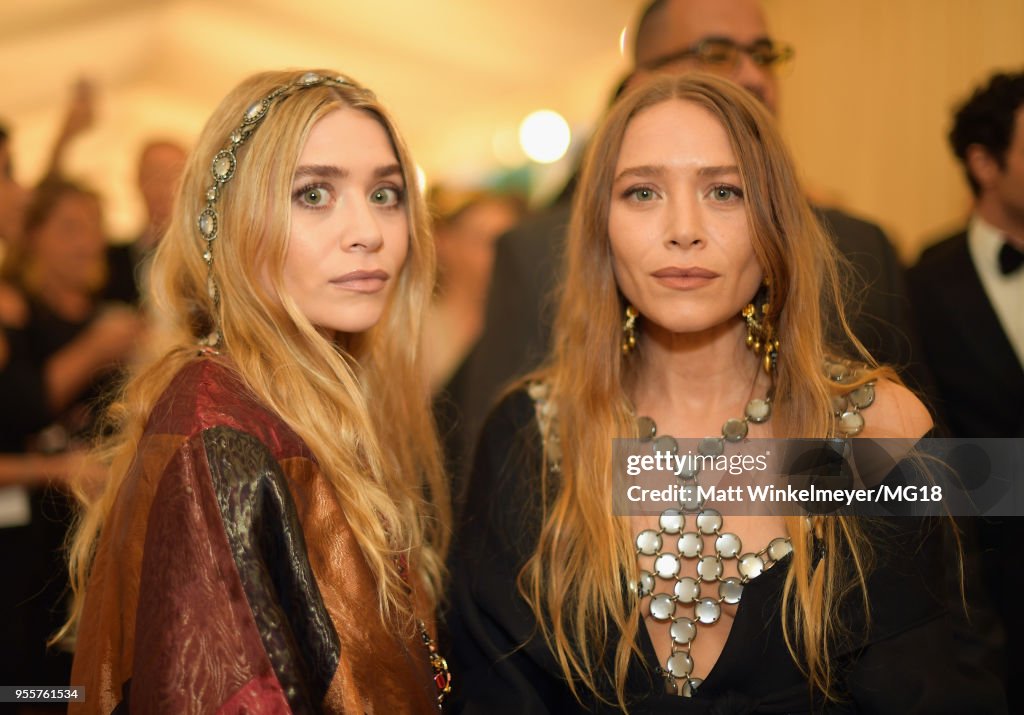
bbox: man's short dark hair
[949,71,1024,196]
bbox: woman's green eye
[371,187,402,206]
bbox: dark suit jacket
[908,229,1023,705]
[908,230,1024,438]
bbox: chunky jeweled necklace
[632,360,876,697]
[528,360,875,699]
[631,395,791,697]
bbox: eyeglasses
[643,37,795,72]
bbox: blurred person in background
[1,79,95,329]
[104,139,188,305]
[0,123,31,331]
[0,177,142,695]
[909,70,1024,705]
[424,186,524,394]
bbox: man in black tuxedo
[910,73,1024,438]
[908,73,1024,700]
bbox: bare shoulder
[859,378,933,439]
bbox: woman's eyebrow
[292,163,403,180]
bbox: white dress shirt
[967,214,1024,367]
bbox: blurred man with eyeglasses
[448,0,931,502]
[629,0,790,112]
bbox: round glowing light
[518,110,571,164]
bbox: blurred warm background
[2,0,1023,259]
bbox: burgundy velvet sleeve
[129,426,339,714]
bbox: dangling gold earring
[742,283,779,373]
[621,305,639,355]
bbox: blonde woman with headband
[447,74,1003,713]
[64,70,450,713]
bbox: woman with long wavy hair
[64,69,450,713]
[447,74,1002,713]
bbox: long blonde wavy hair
[520,73,896,709]
[64,69,449,639]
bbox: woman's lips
[330,269,389,293]
[651,266,719,289]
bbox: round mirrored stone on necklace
[637,416,657,441]
[738,553,765,579]
[767,537,794,561]
[636,529,662,555]
[697,556,722,581]
[719,577,743,604]
[666,651,694,678]
[677,532,702,558]
[849,383,875,409]
[659,509,684,534]
[696,509,722,534]
[670,617,697,645]
[838,410,865,436]
[722,418,748,442]
[654,553,681,579]
[826,360,852,382]
[650,594,676,621]
[830,393,849,415]
[674,577,700,603]
[635,570,655,597]
[653,435,678,455]
[715,532,742,558]
[699,437,724,456]
[745,398,772,423]
[694,598,721,624]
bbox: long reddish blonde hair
[64,70,449,639]
[520,73,892,710]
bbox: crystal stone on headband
[244,98,270,124]
[212,151,236,181]
[198,209,217,240]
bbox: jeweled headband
[196,71,358,346]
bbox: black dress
[445,390,1007,714]
[0,298,121,686]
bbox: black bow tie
[999,241,1024,275]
